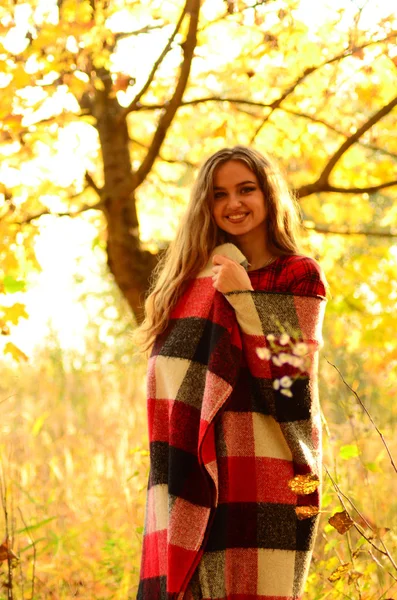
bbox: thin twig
[305,225,397,238]
[0,465,13,600]
[18,508,35,600]
[368,549,397,582]
[326,467,397,572]
[0,395,17,406]
[133,0,201,189]
[121,3,188,118]
[325,358,397,475]
[14,199,104,225]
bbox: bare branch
[133,0,200,189]
[326,358,397,475]
[306,224,397,238]
[326,467,397,574]
[297,178,397,198]
[84,171,101,196]
[114,23,165,42]
[15,200,103,225]
[279,107,397,161]
[129,136,196,168]
[250,33,397,142]
[199,1,275,32]
[120,6,188,119]
[129,96,273,112]
[318,95,397,184]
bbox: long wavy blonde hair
[136,146,302,351]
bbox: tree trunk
[94,85,156,323]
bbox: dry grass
[0,340,396,599]
[0,345,148,599]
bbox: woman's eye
[214,192,225,199]
[241,186,256,194]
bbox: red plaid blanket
[137,244,327,600]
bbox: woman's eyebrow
[213,179,256,190]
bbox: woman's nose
[227,193,242,208]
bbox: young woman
[137,146,327,600]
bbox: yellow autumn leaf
[295,505,320,520]
[2,255,20,274]
[213,122,228,137]
[288,474,320,495]
[4,342,28,362]
[2,303,28,325]
[328,562,352,583]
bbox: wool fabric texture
[137,243,327,600]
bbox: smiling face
[212,160,267,241]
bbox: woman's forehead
[213,160,257,186]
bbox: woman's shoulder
[283,254,327,297]
[248,253,327,297]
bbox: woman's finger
[212,254,234,266]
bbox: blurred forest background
[0,0,397,598]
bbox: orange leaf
[328,562,352,582]
[328,510,354,534]
[0,539,18,563]
[288,473,320,495]
[295,505,319,520]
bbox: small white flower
[272,356,282,367]
[290,356,304,368]
[256,347,271,360]
[273,379,280,390]
[280,388,293,397]
[267,334,275,342]
[280,376,293,388]
[293,342,308,356]
[279,352,292,364]
[279,333,290,346]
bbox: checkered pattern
[137,244,327,600]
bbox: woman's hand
[211,254,254,294]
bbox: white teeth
[227,213,246,221]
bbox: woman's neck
[230,233,274,270]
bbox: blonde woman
[137,146,327,600]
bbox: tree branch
[114,23,165,42]
[120,5,188,119]
[133,0,200,189]
[305,223,397,238]
[249,33,397,142]
[129,96,273,112]
[84,171,101,196]
[129,136,196,168]
[318,95,397,184]
[233,102,397,162]
[297,178,397,198]
[279,107,397,161]
[15,200,103,225]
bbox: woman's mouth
[226,213,249,223]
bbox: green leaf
[3,276,26,293]
[365,461,382,473]
[339,444,360,460]
[16,516,57,535]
